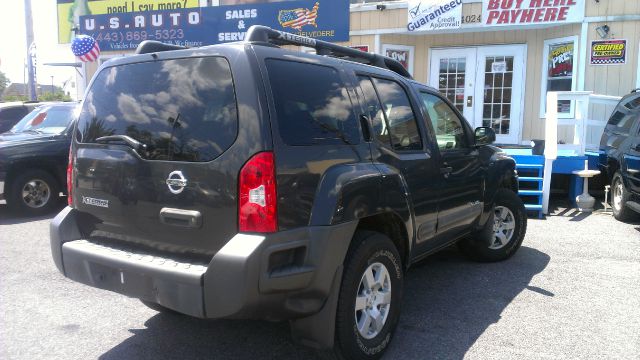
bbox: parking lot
[1,200,639,360]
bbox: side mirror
[474,127,496,146]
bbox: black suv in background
[51,26,526,359]
[599,89,640,221]
[0,102,79,215]
[0,101,44,134]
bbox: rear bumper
[50,207,355,320]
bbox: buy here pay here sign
[483,0,585,26]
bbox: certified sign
[590,39,627,65]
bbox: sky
[0,1,77,92]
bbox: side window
[419,92,468,151]
[265,59,359,146]
[0,107,27,121]
[371,78,423,151]
[357,76,391,147]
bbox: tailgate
[72,55,240,257]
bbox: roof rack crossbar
[245,25,412,79]
[135,40,187,54]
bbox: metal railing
[542,91,621,214]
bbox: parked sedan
[0,102,79,215]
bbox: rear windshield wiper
[95,135,148,152]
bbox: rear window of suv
[76,57,237,162]
[607,93,640,134]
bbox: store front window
[541,36,578,117]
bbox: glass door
[474,45,525,145]
[429,48,477,123]
[430,45,526,145]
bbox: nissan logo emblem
[166,170,187,194]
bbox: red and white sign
[350,45,370,53]
[482,0,585,26]
[383,44,415,75]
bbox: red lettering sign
[483,0,584,26]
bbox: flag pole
[24,0,37,101]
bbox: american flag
[278,2,319,31]
[71,35,100,62]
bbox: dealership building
[71,0,640,147]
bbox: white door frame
[637,40,640,89]
[429,48,477,122]
[474,45,526,145]
[429,44,527,145]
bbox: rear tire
[611,171,639,222]
[459,188,527,262]
[6,169,61,216]
[334,231,403,360]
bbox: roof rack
[136,40,187,54]
[245,25,412,79]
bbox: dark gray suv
[51,26,526,359]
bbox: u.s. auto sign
[482,0,585,26]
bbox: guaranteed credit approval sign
[407,0,462,32]
[482,0,585,26]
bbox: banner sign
[482,0,585,26]
[590,39,627,65]
[78,1,349,51]
[386,48,410,69]
[57,0,201,43]
[407,0,462,32]
[548,42,573,78]
[382,44,414,74]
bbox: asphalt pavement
[1,200,639,359]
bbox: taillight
[67,144,73,207]
[238,152,277,233]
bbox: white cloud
[117,93,150,124]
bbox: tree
[3,95,29,102]
[38,91,72,102]
[0,70,10,97]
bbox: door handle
[159,208,202,228]
[440,166,453,178]
[466,96,473,107]
[359,115,373,142]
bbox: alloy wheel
[354,262,392,339]
[613,179,623,211]
[21,179,51,209]
[490,206,516,250]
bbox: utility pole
[24,0,37,101]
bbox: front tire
[611,171,638,222]
[334,231,403,360]
[6,169,61,215]
[459,188,527,262]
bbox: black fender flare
[293,163,414,349]
[308,162,414,250]
[477,151,518,228]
